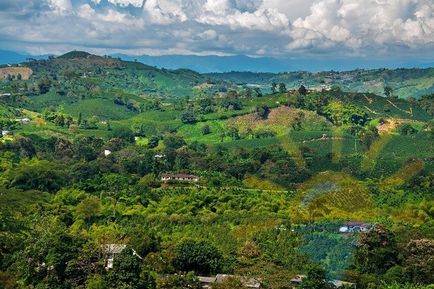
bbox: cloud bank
[0,0,432,60]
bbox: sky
[0,0,433,69]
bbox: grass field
[63,98,138,120]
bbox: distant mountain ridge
[1,49,433,73]
[110,54,295,73]
[0,50,47,65]
[1,50,433,99]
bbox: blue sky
[0,0,433,66]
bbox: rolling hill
[208,68,434,99]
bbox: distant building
[198,274,261,289]
[102,244,142,269]
[331,279,357,288]
[103,244,126,269]
[1,130,10,137]
[15,118,30,124]
[104,149,112,157]
[161,173,199,183]
[1,93,11,97]
[339,222,371,233]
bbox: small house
[103,244,126,269]
[339,222,370,233]
[104,149,112,157]
[161,173,199,183]
[1,130,10,137]
[331,279,356,288]
[102,244,142,269]
[15,118,30,124]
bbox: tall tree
[353,224,399,275]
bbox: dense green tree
[14,221,83,288]
[181,111,197,124]
[37,75,52,94]
[173,240,223,275]
[353,225,399,275]
[221,98,243,110]
[384,86,393,98]
[398,123,418,135]
[109,127,135,143]
[418,94,434,117]
[73,136,104,161]
[76,196,101,221]
[271,82,277,93]
[403,239,434,284]
[108,247,155,289]
[163,135,186,150]
[278,82,287,93]
[298,85,308,96]
[256,105,271,120]
[254,87,262,97]
[360,126,379,151]
[6,159,66,193]
[201,125,211,135]
[300,264,334,289]
[147,136,160,148]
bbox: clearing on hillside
[0,67,33,80]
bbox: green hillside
[0,51,434,289]
[208,68,434,99]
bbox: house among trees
[161,173,200,183]
[102,244,142,269]
[339,222,371,233]
[198,274,261,289]
[15,118,30,124]
[103,244,126,269]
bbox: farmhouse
[198,274,261,289]
[15,118,30,124]
[103,244,126,269]
[161,173,199,183]
[339,222,371,233]
[102,244,142,269]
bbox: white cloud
[0,0,432,60]
[47,0,72,13]
[290,0,434,53]
[107,0,144,7]
[143,0,188,24]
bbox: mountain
[112,53,434,73]
[0,51,227,121]
[0,50,31,65]
[111,54,295,73]
[0,50,46,65]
